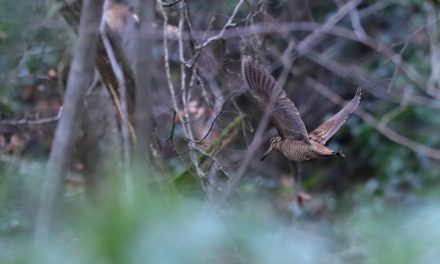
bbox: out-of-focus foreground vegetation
[1,0,440,263]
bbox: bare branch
[193,92,237,145]
[279,0,362,87]
[358,0,394,18]
[174,116,242,184]
[158,3,181,116]
[293,0,362,59]
[160,0,182,7]
[101,0,132,192]
[348,5,367,38]
[160,20,430,96]
[194,111,223,145]
[178,1,204,178]
[159,0,204,179]
[197,0,245,49]
[301,49,440,108]
[0,108,63,126]
[166,110,177,142]
[426,1,440,96]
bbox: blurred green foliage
[1,170,440,264]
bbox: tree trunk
[130,0,158,175]
[79,85,120,203]
[34,0,105,241]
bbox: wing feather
[242,56,310,143]
[309,88,361,144]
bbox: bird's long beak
[260,145,273,161]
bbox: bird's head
[260,136,282,161]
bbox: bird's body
[241,56,361,162]
[273,139,335,161]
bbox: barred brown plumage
[242,56,361,162]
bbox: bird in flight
[242,56,361,162]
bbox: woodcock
[242,56,361,162]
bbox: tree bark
[35,0,105,241]
[130,0,157,174]
[79,85,120,203]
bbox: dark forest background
[1,0,440,263]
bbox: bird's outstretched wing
[309,88,361,144]
[242,56,310,143]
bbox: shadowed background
[1,0,440,263]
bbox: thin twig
[158,3,180,116]
[358,0,393,18]
[301,48,440,108]
[294,0,362,58]
[0,107,63,126]
[166,110,177,142]
[160,0,182,8]
[159,0,205,179]
[348,4,367,39]
[178,1,205,178]
[194,110,223,144]
[160,20,429,96]
[193,92,237,144]
[197,0,245,49]
[277,0,362,88]
[182,0,196,50]
[174,115,242,183]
